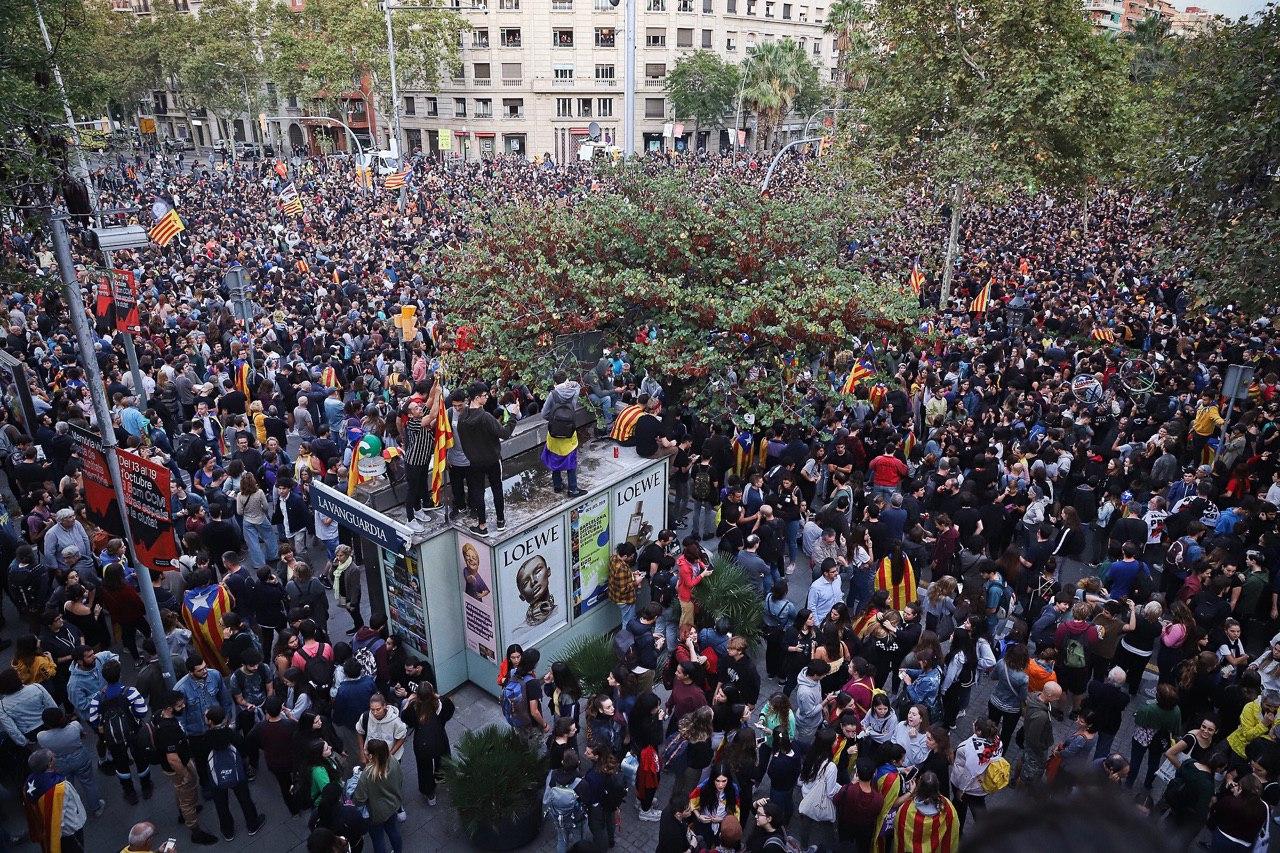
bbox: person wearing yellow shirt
[1226,692,1280,758]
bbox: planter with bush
[443,724,546,850]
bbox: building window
[676,27,693,46]
[726,0,736,11]
[501,62,522,82]
[454,97,467,117]
[503,97,524,118]
[500,27,521,46]
[765,1,773,15]
[474,62,491,82]
[812,38,820,55]
[595,63,616,83]
[552,0,573,8]
[677,0,693,10]
[554,65,575,84]
[645,62,667,83]
[747,0,755,13]
[645,27,666,46]
[647,0,665,9]
[798,6,807,20]
[499,0,519,8]
[595,26,616,46]
[725,33,736,50]
[476,98,493,117]
[426,97,438,116]
[472,28,489,47]
[597,98,613,116]
[644,97,665,119]
[782,2,791,16]
[553,27,574,46]
[556,97,573,117]
[578,97,593,117]
[701,28,712,47]
[703,0,712,10]
[594,0,614,9]
[173,0,189,10]
[403,96,416,115]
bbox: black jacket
[456,407,515,468]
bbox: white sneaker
[408,518,427,533]
[639,808,662,822]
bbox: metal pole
[735,62,746,151]
[33,0,97,209]
[50,213,175,686]
[267,115,365,194]
[622,0,636,156]
[760,136,821,192]
[383,3,409,213]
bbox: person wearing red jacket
[676,537,712,629]
[1054,603,1101,716]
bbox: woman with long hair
[1174,650,1221,728]
[763,580,798,679]
[861,693,898,744]
[1157,601,1200,685]
[273,630,300,679]
[302,737,343,810]
[629,692,666,820]
[546,717,579,774]
[782,608,817,696]
[689,763,740,847]
[677,704,715,793]
[354,739,404,853]
[922,576,958,638]
[940,628,979,728]
[97,563,148,662]
[543,660,583,726]
[1127,683,1182,789]
[496,644,523,688]
[890,771,960,853]
[585,692,627,757]
[403,681,454,804]
[919,725,953,800]
[813,622,852,696]
[35,705,104,815]
[793,729,839,848]
[755,693,795,782]
[893,704,932,769]
[900,649,944,724]
[875,541,918,612]
[11,634,56,687]
[987,643,1030,747]
[582,745,624,850]
[236,471,279,570]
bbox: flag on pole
[384,167,411,191]
[841,360,874,395]
[732,431,755,478]
[181,583,233,673]
[277,181,304,215]
[355,165,373,188]
[23,771,68,853]
[148,206,184,247]
[431,394,454,504]
[969,281,992,313]
[908,262,925,296]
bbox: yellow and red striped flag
[610,403,644,443]
[355,165,373,188]
[1018,256,1030,276]
[430,394,454,504]
[384,167,411,191]
[908,262,924,296]
[902,428,915,461]
[1092,328,1116,344]
[181,583,233,674]
[233,359,251,396]
[296,258,311,275]
[868,383,887,410]
[893,796,961,853]
[148,207,184,247]
[22,771,68,853]
[277,181,304,215]
[841,360,873,395]
[969,281,992,314]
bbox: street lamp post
[265,115,367,194]
[761,136,821,193]
[802,106,858,139]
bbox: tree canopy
[742,39,827,150]
[665,50,740,133]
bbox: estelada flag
[732,431,754,478]
[1092,328,1116,344]
[431,394,454,504]
[148,206,184,247]
[969,281,992,313]
[610,403,644,443]
[181,583,232,673]
[384,167,411,191]
[841,360,873,395]
[901,429,916,461]
[874,555,917,611]
[868,383,887,410]
[23,770,68,853]
[908,262,925,296]
[320,365,340,390]
[233,359,251,396]
[893,796,961,853]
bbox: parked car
[162,136,195,152]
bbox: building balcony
[474,78,493,87]
[644,77,666,87]
[502,78,524,86]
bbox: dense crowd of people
[0,143,1277,853]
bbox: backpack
[650,567,677,609]
[8,563,44,616]
[547,401,577,440]
[980,756,1012,793]
[543,776,585,833]
[501,674,535,727]
[352,637,384,680]
[658,733,688,770]
[612,628,637,668]
[98,689,140,748]
[208,743,246,789]
[1063,635,1088,669]
[1165,538,1188,574]
[296,643,335,692]
[691,468,714,503]
[762,834,805,853]
[175,432,205,469]
[133,721,161,766]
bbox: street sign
[1224,364,1255,401]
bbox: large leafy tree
[264,0,463,150]
[743,39,826,151]
[666,51,740,139]
[824,0,873,96]
[437,163,916,425]
[1141,6,1279,310]
[854,0,1135,307]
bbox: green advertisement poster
[570,491,612,617]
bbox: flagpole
[51,211,176,686]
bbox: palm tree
[824,0,871,94]
[742,39,814,151]
[1124,12,1172,84]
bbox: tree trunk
[939,182,964,310]
[1081,185,1090,243]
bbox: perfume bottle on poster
[625,501,652,548]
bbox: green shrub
[560,632,616,695]
[693,556,763,647]
[443,724,546,835]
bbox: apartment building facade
[399,0,839,163]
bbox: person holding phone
[121,821,177,852]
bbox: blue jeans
[619,602,636,630]
[589,393,615,426]
[551,467,578,492]
[369,815,404,853]
[321,537,338,561]
[243,519,279,569]
[655,609,677,652]
[784,518,802,564]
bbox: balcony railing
[474,78,493,86]
[644,77,666,87]
[501,77,524,86]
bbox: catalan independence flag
[732,431,755,478]
[1092,327,1116,344]
[277,180,304,215]
[384,167,411,191]
[893,796,961,853]
[868,383,887,410]
[969,281,992,314]
[908,262,925,296]
[355,165,373,188]
[431,392,454,504]
[610,403,645,443]
[902,428,915,461]
[23,771,68,853]
[233,358,251,397]
[874,555,917,611]
[182,583,233,674]
[841,360,874,395]
[148,206,184,247]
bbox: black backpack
[8,563,44,617]
[547,400,577,439]
[175,432,205,469]
[296,643,335,693]
[98,689,140,748]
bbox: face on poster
[570,492,611,618]
[497,515,568,649]
[458,535,498,662]
[611,462,667,554]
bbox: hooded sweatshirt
[541,380,581,456]
[457,405,515,468]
